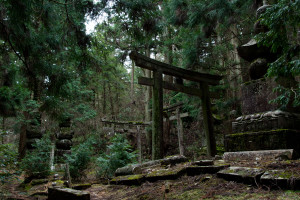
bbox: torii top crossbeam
[129,51,222,85]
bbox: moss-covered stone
[261,170,300,190]
[145,166,186,182]
[217,167,265,185]
[110,174,145,185]
[225,129,300,158]
[186,165,229,176]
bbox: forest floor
[1,160,300,200]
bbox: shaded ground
[85,175,300,200]
[1,160,300,200]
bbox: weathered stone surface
[72,183,92,190]
[240,79,279,115]
[26,138,39,149]
[115,155,187,176]
[110,174,145,185]
[145,166,186,182]
[232,110,300,133]
[225,129,300,158]
[56,131,74,140]
[223,149,294,162]
[260,170,300,190]
[31,179,48,186]
[186,165,229,176]
[115,161,159,176]
[48,187,90,200]
[191,160,214,166]
[56,139,72,150]
[26,128,43,139]
[249,58,268,80]
[237,39,277,62]
[55,149,71,157]
[217,167,265,185]
[160,155,188,166]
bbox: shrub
[0,143,19,183]
[96,134,137,178]
[65,138,94,180]
[20,134,52,178]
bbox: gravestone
[55,118,74,160]
[225,1,300,157]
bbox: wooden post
[176,108,184,156]
[152,69,163,160]
[137,125,142,163]
[200,82,216,157]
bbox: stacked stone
[237,1,276,80]
[225,1,300,156]
[26,111,42,150]
[55,118,74,158]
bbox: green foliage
[20,134,52,178]
[0,143,19,183]
[96,134,137,178]
[256,0,300,107]
[65,138,94,180]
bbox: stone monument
[225,1,300,158]
[55,118,74,162]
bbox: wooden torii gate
[130,51,222,160]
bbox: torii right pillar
[200,82,216,157]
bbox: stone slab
[186,165,229,176]
[223,149,294,162]
[72,183,92,190]
[260,170,300,190]
[191,160,214,166]
[145,166,186,182]
[110,174,145,185]
[48,187,90,200]
[115,155,187,176]
[217,167,265,185]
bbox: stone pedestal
[225,129,300,158]
[226,110,300,157]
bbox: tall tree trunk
[131,60,135,99]
[102,81,107,115]
[229,24,241,99]
[108,84,115,120]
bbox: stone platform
[225,129,300,158]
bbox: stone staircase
[111,152,300,190]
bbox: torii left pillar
[152,69,163,160]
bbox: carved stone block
[232,110,300,133]
[241,79,278,115]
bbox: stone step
[191,160,214,166]
[223,149,294,162]
[110,174,145,185]
[145,166,186,182]
[217,166,300,190]
[111,162,230,185]
[48,187,90,200]
[217,167,264,185]
[186,165,229,176]
[260,170,300,190]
